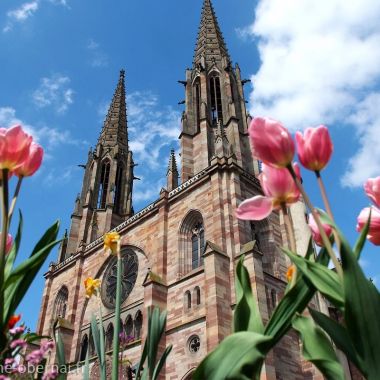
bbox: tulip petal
[236,196,274,221]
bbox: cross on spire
[193,0,231,67]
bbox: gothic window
[194,77,201,129]
[179,211,205,275]
[106,323,114,351]
[113,163,123,213]
[134,310,142,340]
[210,74,222,123]
[101,248,138,309]
[79,334,88,361]
[53,286,68,320]
[250,222,261,251]
[194,286,201,305]
[191,222,205,269]
[125,315,133,338]
[97,160,110,209]
[184,291,191,309]
[271,289,277,308]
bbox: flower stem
[315,171,341,251]
[97,296,106,380]
[112,249,122,380]
[0,170,9,332]
[8,176,23,225]
[287,165,343,278]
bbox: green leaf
[234,256,264,333]
[353,209,371,260]
[83,348,90,380]
[4,221,60,323]
[193,332,271,380]
[90,315,101,361]
[4,222,59,321]
[340,225,380,380]
[283,248,344,309]
[5,211,23,280]
[152,345,173,380]
[308,308,364,373]
[54,331,67,380]
[292,315,345,380]
[265,241,330,343]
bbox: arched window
[134,311,143,340]
[209,74,222,123]
[113,163,123,213]
[184,291,191,309]
[106,323,114,351]
[80,334,88,361]
[194,286,201,305]
[97,160,110,209]
[125,315,133,338]
[53,286,69,320]
[194,77,201,129]
[271,289,277,308]
[179,211,205,275]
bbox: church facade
[36,1,323,379]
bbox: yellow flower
[286,265,295,282]
[104,231,121,255]
[84,277,101,298]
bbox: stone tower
[180,0,258,181]
[60,70,135,260]
[36,1,335,379]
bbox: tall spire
[99,70,128,147]
[166,149,179,191]
[193,0,230,67]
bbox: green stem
[315,171,341,252]
[97,296,106,380]
[281,203,298,288]
[8,176,23,225]
[112,251,122,380]
[0,169,10,330]
[287,165,343,278]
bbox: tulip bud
[0,125,32,172]
[364,177,380,208]
[249,117,295,168]
[14,142,43,177]
[356,207,380,246]
[308,213,333,247]
[6,234,12,254]
[295,125,333,172]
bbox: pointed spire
[99,70,128,147]
[193,0,231,67]
[167,149,179,191]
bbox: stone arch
[181,368,196,380]
[106,323,114,351]
[184,290,191,309]
[53,285,69,321]
[194,286,201,306]
[134,310,143,340]
[124,314,133,337]
[178,210,205,275]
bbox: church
[36,0,324,378]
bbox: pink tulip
[14,142,43,177]
[249,117,295,168]
[0,125,32,172]
[308,213,333,246]
[364,177,380,208]
[6,234,12,254]
[236,163,301,220]
[356,206,380,245]
[295,125,333,172]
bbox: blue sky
[0,0,379,331]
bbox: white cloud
[87,39,108,68]
[242,0,380,187]
[0,106,86,151]
[3,0,68,33]
[32,74,74,114]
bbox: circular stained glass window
[101,248,138,309]
[188,335,200,354]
